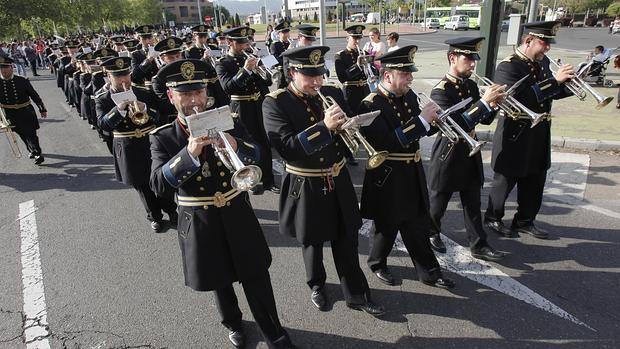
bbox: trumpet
[548,56,614,109]
[205,127,263,191]
[315,88,388,169]
[0,107,22,158]
[416,92,485,157]
[356,45,378,92]
[471,73,547,128]
[242,47,276,81]
[122,83,150,126]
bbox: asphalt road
[1,28,620,349]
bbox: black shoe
[423,277,455,289]
[311,288,328,311]
[29,152,35,159]
[346,301,386,317]
[346,156,359,166]
[471,245,505,261]
[374,269,395,286]
[267,183,281,194]
[249,183,264,195]
[484,220,518,238]
[168,212,178,227]
[429,234,447,253]
[228,329,245,348]
[34,155,45,165]
[512,224,549,239]
[150,220,164,233]
[90,125,95,130]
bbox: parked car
[444,15,469,30]
[425,18,440,29]
[350,13,365,22]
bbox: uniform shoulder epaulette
[266,88,286,99]
[336,50,344,56]
[433,80,447,90]
[94,87,109,99]
[149,122,173,135]
[500,54,515,63]
[362,92,378,103]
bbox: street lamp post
[198,0,203,24]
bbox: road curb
[476,130,620,152]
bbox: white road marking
[358,219,595,331]
[18,200,51,349]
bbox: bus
[455,4,481,29]
[425,7,452,26]
[425,5,482,29]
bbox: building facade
[161,0,213,25]
[286,0,366,21]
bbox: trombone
[315,88,388,169]
[355,44,378,92]
[471,73,547,128]
[548,56,614,109]
[0,107,22,158]
[416,92,485,157]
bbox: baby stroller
[579,58,614,87]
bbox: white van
[425,18,440,29]
[444,15,469,30]
[350,13,365,22]
[366,12,381,24]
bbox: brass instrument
[315,88,388,169]
[122,83,150,125]
[242,46,281,85]
[548,56,614,109]
[0,107,22,158]
[356,44,379,92]
[416,92,485,157]
[471,73,547,128]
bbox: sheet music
[260,54,278,68]
[110,89,138,107]
[186,106,234,138]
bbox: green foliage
[313,12,318,22]
[607,2,620,16]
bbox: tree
[313,12,318,22]
[234,13,240,26]
[608,2,620,16]
[304,13,309,22]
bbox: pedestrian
[35,40,46,68]
[10,43,27,76]
[0,55,47,164]
[362,27,386,70]
[24,41,39,76]
[614,55,620,109]
[386,32,400,52]
[265,24,274,49]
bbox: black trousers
[132,183,176,222]
[429,184,488,249]
[368,214,442,283]
[29,59,37,75]
[213,271,290,348]
[302,232,370,305]
[14,128,42,156]
[485,171,547,227]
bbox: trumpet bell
[468,140,486,157]
[595,96,614,110]
[231,165,263,191]
[366,150,389,169]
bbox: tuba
[547,55,614,109]
[315,88,388,169]
[416,92,485,157]
[471,73,547,128]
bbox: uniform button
[196,176,202,181]
[220,171,225,177]
[404,102,408,106]
[540,103,544,107]
[319,157,324,162]
[222,182,228,187]
[455,85,459,89]
[458,92,463,96]
[217,161,223,166]
[226,202,231,206]
[335,142,339,146]
[200,187,205,191]
[306,108,311,112]
[407,109,412,113]
[203,205,209,210]
[310,117,315,122]
[397,112,401,117]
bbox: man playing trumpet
[149,59,295,349]
[484,21,575,240]
[357,45,455,289]
[96,56,177,233]
[427,37,507,261]
[263,46,386,317]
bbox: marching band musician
[130,25,158,89]
[269,20,291,89]
[216,26,280,195]
[151,36,185,123]
[358,45,455,289]
[334,25,378,166]
[484,21,575,240]
[184,24,230,108]
[295,24,319,47]
[88,48,119,154]
[427,37,506,261]
[96,56,177,233]
[0,55,47,164]
[149,59,295,349]
[263,46,386,317]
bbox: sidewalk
[407,46,620,151]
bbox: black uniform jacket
[96,86,161,186]
[0,75,46,133]
[334,47,377,113]
[428,74,497,192]
[263,85,362,245]
[56,56,71,89]
[358,89,430,223]
[269,40,290,89]
[149,119,270,291]
[491,50,572,177]
[131,46,157,86]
